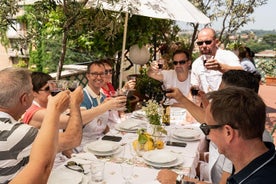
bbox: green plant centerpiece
[131,100,167,152]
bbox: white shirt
[191,49,241,92]
[162,69,191,97]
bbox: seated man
[77,60,127,151]
[158,70,271,184]
[10,85,70,184]
[158,87,276,184]
[0,67,82,183]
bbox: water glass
[90,159,105,182]
[121,162,134,184]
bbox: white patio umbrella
[86,0,211,88]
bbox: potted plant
[256,58,276,86]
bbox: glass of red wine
[190,85,200,103]
[67,80,79,92]
[161,82,173,105]
[48,80,68,96]
[157,59,165,74]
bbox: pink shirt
[22,103,43,124]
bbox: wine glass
[121,161,134,184]
[67,80,79,92]
[161,82,173,105]
[157,59,165,74]
[190,85,199,103]
[48,80,68,96]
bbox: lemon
[155,140,164,149]
[144,140,154,151]
[132,139,140,150]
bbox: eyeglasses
[200,123,226,136]
[89,72,106,77]
[65,161,85,174]
[196,40,213,46]
[39,86,50,92]
[105,69,113,74]
[173,60,187,65]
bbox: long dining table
[47,107,204,184]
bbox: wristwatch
[176,174,184,184]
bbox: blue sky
[179,0,276,31]
[212,0,276,30]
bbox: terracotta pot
[265,76,276,86]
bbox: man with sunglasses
[147,49,192,101]
[191,28,242,93]
[157,70,272,184]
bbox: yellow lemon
[132,140,140,150]
[144,140,154,151]
[156,140,164,149]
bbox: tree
[186,0,268,53]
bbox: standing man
[191,28,242,92]
[147,50,191,98]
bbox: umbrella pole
[119,12,129,89]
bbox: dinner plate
[172,134,200,142]
[119,120,140,130]
[143,150,177,164]
[173,128,201,139]
[114,124,137,133]
[86,140,119,153]
[143,151,184,168]
[83,144,123,156]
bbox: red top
[101,82,115,97]
[22,103,42,124]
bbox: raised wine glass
[190,85,200,103]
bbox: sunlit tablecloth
[48,108,203,184]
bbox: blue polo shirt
[227,142,276,184]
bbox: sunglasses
[196,40,213,46]
[173,60,187,65]
[105,69,113,74]
[65,161,85,174]
[199,123,226,136]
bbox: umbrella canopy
[87,0,210,24]
[87,0,210,88]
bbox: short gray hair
[0,67,32,108]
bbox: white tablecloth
[48,108,203,184]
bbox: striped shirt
[0,112,38,184]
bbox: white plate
[172,134,200,142]
[115,124,137,133]
[86,140,119,153]
[143,150,177,164]
[119,120,140,130]
[143,152,184,168]
[173,128,201,139]
[84,144,123,156]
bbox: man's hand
[47,90,70,114]
[166,87,185,102]
[157,169,178,184]
[70,86,84,107]
[104,96,127,110]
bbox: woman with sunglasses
[100,58,135,98]
[147,49,192,104]
[191,27,242,93]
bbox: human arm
[57,86,83,152]
[9,91,70,184]
[147,61,164,81]
[167,88,206,123]
[219,171,231,184]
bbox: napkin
[71,152,97,162]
